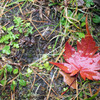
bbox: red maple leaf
[50,17,100,81]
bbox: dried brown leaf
[59,70,76,89]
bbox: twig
[30,67,58,95]
[76,80,78,100]
[46,69,57,100]
[28,18,45,40]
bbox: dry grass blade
[7,74,19,84]
[31,73,36,90]
[30,66,58,96]
[18,3,24,16]
[11,90,15,100]
[89,83,92,96]
[46,69,57,100]
[0,2,23,17]
[32,20,48,23]
[0,0,8,17]
[29,18,45,40]
[94,86,100,95]
[50,47,65,71]
[76,80,78,100]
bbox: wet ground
[0,0,100,100]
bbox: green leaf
[11,81,17,90]
[85,94,97,100]
[76,32,85,38]
[84,0,94,8]
[68,10,73,17]
[81,22,86,27]
[15,34,20,39]
[48,45,52,49]
[48,2,59,6]
[38,65,44,69]
[12,80,16,85]
[44,61,49,67]
[11,42,19,48]
[2,45,11,54]
[0,68,4,75]
[13,16,23,27]
[44,62,51,71]
[18,26,23,33]
[26,68,32,77]
[78,13,86,22]
[61,17,66,26]
[25,73,30,77]
[11,83,15,90]
[13,43,19,48]
[7,26,14,31]
[25,23,30,28]
[6,64,13,73]
[0,34,10,43]
[0,80,6,86]
[42,54,48,60]
[27,68,32,74]
[2,26,7,31]
[19,79,26,86]
[93,15,100,24]
[13,69,18,74]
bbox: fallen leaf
[50,16,100,88]
[59,70,76,89]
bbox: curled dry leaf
[59,70,76,89]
